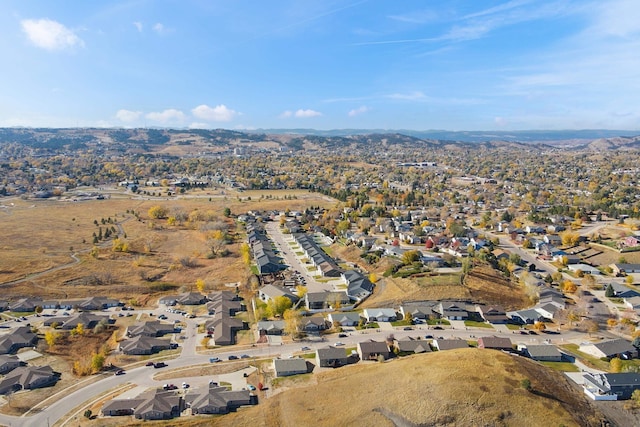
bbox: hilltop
[115,349,605,427]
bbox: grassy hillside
[116,349,605,427]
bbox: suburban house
[316,346,349,368]
[273,358,310,377]
[610,263,640,276]
[327,312,361,327]
[0,326,38,354]
[119,335,172,355]
[607,283,640,299]
[583,373,640,400]
[579,339,637,359]
[126,321,175,338]
[159,292,207,306]
[357,340,390,361]
[624,296,640,312]
[395,337,432,354]
[185,386,257,414]
[0,365,59,394]
[362,308,397,322]
[293,233,342,278]
[8,298,42,312]
[519,344,563,362]
[341,270,375,302]
[206,292,245,316]
[0,355,22,374]
[42,312,111,330]
[477,306,508,324]
[248,226,283,275]
[506,308,546,325]
[205,315,245,346]
[301,315,328,333]
[257,320,286,335]
[432,339,469,351]
[305,291,350,311]
[102,389,185,419]
[399,302,438,321]
[258,284,299,305]
[435,302,469,320]
[477,336,513,351]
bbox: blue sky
[1,0,639,130]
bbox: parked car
[433,326,443,330]
[209,357,221,363]
[182,382,190,389]
[228,355,238,360]
[301,346,311,351]
[153,362,167,368]
[114,369,125,376]
[334,342,344,346]
[424,335,433,339]
[145,361,155,366]
[403,326,413,330]
[240,354,251,359]
[247,384,256,391]
[338,333,348,338]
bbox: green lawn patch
[426,319,450,325]
[391,319,413,327]
[539,361,580,372]
[505,324,521,330]
[464,320,493,328]
[559,344,611,371]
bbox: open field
[0,192,334,302]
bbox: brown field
[0,192,334,302]
[102,349,605,427]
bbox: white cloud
[191,104,239,122]
[388,10,439,24]
[294,109,322,118]
[145,109,185,123]
[21,18,84,51]
[133,21,143,32]
[116,109,142,123]
[153,23,167,34]
[279,110,293,118]
[387,91,426,100]
[348,106,370,117]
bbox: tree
[369,272,378,283]
[295,285,307,298]
[610,357,623,373]
[240,243,251,265]
[84,409,93,419]
[605,283,615,298]
[283,309,302,338]
[148,205,168,219]
[520,378,532,391]
[44,330,61,347]
[91,352,105,373]
[626,275,634,285]
[223,207,231,217]
[607,318,619,329]
[533,321,546,331]
[196,278,206,293]
[71,323,85,336]
[584,319,599,336]
[559,230,580,246]
[402,250,420,265]
[206,229,228,257]
[562,280,577,294]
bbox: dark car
[145,361,155,366]
[424,335,433,339]
[338,333,348,338]
[433,326,443,330]
[240,354,251,359]
[153,362,167,368]
[114,369,125,375]
[528,330,537,335]
[403,326,413,331]
[228,355,238,360]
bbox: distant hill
[0,127,638,153]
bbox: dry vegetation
[464,265,532,310]
[101,349,605,427]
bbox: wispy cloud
[388,9,439,25]
[133,21,143,32]
[280,109,322,118]
[192,104,239,122]
[21,18,84,51]
[145,109,185,123]
[153,22,172,35]
[348,106,370,117]
[387,91,427,101]
[116,109,142,123]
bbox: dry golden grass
[201,349,604,427]
[0,192,334,302]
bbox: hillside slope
[204,349,603,427]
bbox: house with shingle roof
[327,312,361,327]
[185,386,256,414]
[399,302,438,321]
[0,326,37,354]
[273,358,310,377]
[477,336,513,351]
[362,308,397,322]
[119,335,172,355]
[126,321,175,338]
[520,344,563,362]
[395,337,432,354]
[357,340,390,361]
[316,346,349,368]
[583,372,640,400]
[579,339,637,359]
[432,339,469,351]
[257,320,285,335]
[0,355,22,374]
[0,365,59,394]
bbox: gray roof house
[305,291,350,311]
[341,270,375,302]
[273,358,311,377]
[126,321,175,338]
[185,386,256,414]
[579,339,637,359]
[432,339,469,351]
[399,302,438,320]
[357,340,390,361]
[583,373,640,400]
[0,326,38,354]
[119,335,172,355]
[259,284,299,304]
[316,346,349,368]
[327,312,361,327]
[0,355,22,374]
[521,344,563,362]
[0,365,59,395]
[257,320,286,335]
[395,337,432,354]
[362,308,397,322]
[477,336,513,351]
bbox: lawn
[539,361,580,372]
[464,320,493,329]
